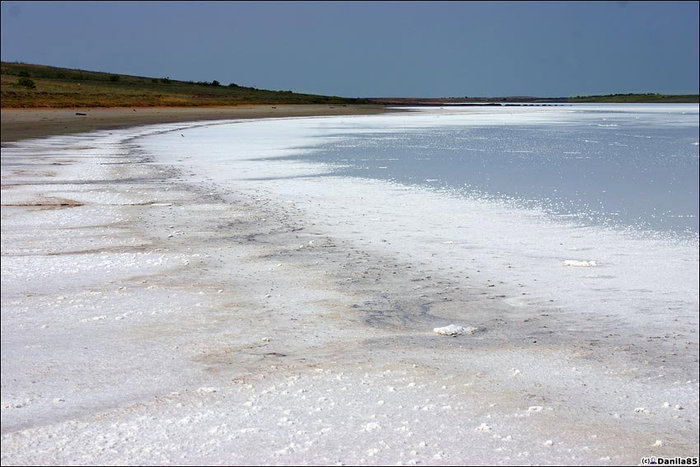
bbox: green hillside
[1,62,368,108]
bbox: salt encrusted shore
[1,120,698,465]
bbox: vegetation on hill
[567,92,698,103]
[1,62,369,108]
[2,62,697,108]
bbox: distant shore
[0,104,387,143]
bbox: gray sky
[1,1,698,97]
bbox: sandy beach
[1,109,698,465]
[0,105,387,143]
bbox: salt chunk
[544,440,554,447]
[80,315,106,323]
[527,406,544,412]
[363,422,382,432]
[652,439,664,447]
[563,260,597,267]
[433,324,479,336]
[475,423,491,432]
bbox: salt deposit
[433,324,479,336]
[2,107,698,464]
[562,260,597,267]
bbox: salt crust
[563,259,597,267]
[433,324,479,336]
[2,107,698,465]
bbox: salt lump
[433,324,479,336]
[563,259,597,267]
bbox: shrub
[109,75,120,82]
[211,80,220,86]
[151,78,159,83]
[18,77,36,89]
[228,82,239,87]
[18,71,30,77]
[160,77,171,84]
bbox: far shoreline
[0,104,388,143]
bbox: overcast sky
[1,1,698,97]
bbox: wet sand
[1,115,698,464]
[1,104,387,143]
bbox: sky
[1,1,698,98]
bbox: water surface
[283,104,699,237]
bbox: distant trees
[194,80,222,86]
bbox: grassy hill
[567,92,698,103]
[2,62,697,108]
[1,62,369,108]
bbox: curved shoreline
[1,117,698,464]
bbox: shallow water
[138,104,699,333]
[283,104,699,237]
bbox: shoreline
[0,104,388,143]
[2,115,698,464]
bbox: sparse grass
[1,62,368,108]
